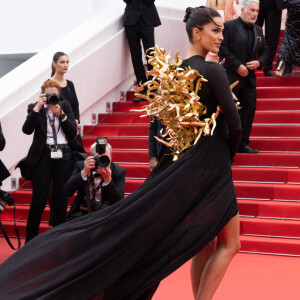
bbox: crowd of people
[0,0,299,299]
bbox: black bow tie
[92,172,101,178]
[246,23,254,29]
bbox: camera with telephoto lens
[0,190,14,214]
[93,137,110,169]
[45,93,60,105]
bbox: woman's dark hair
[183,6,222,42]
[51,51,68,77]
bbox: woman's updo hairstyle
[51,51,68,77]
[183,6,222,42]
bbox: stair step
[240,235,300,256]
[0,221,50,238]
[235,182,300,201]
[234,152,300,168]
[238,200,300,219]
[257,99,300,110]
[256,77,300,87]
[98,112,150,124]
[232,167,300,183]
[83,124,148,136]
[82,136,148,150]
[254,111,300,124]
[112,102,145,112]
[240,217,300,238]
[251,124,300,137]
[250,138,300,152]
[257,87,300,99]
[0,205,50,222]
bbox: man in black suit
[219,0,269,153]
[149,117,167,171]
[64,141,126,219]
[123,0,161,102]
[256,0,285,76]
[0,122,10,188]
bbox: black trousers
[256,4,282,72]
[125,17,155,86]
[26,147,73,243]
[233,78,257,146]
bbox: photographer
[64,139,125,219]
[23,80,77,243]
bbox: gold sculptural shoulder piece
[131,46,238,161]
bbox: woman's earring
[197,37,200,41]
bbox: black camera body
[45,93,60,105]
[93,137,110,169]
[0,190,14,214]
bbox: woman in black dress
[50,52,80,124]
[275,0,300,77]
[0,7,241,300]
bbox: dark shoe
[238,145,259,154]
[264,70,276,77]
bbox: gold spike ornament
[131,46,239,161]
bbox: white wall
[0,0,91,54]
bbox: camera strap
[47,111,60,147]
[91,173,103,209]
[0,204,21,250]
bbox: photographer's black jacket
[63,161,126,215]
[22,100,77,166]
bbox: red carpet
[153,253,300,300]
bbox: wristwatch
[59,112,66,120]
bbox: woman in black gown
[0,7,241,300]
[50,52,80,124]
[275,0,300,76]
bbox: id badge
[51,149,63,159]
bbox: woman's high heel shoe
[276,60,286,77]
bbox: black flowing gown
[275,0,300,74]
[0,56,241,300]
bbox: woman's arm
[68,81,80,123]
[59,100,77,138]
[224,0,234,22]
[207,63,242,159]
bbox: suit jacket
[274,0,286,10]
[148,117,167,159]
[22,100,77,166]
[0,123,10,184]
[64,161,126,216]
[219,18,269,87]
[123,0,161,27]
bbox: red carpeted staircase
[2,32,300,257]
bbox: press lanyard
[47,111,59,147]
[91,173,103,209]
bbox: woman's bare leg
[190,238,217,298]
[196,213,240,300]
